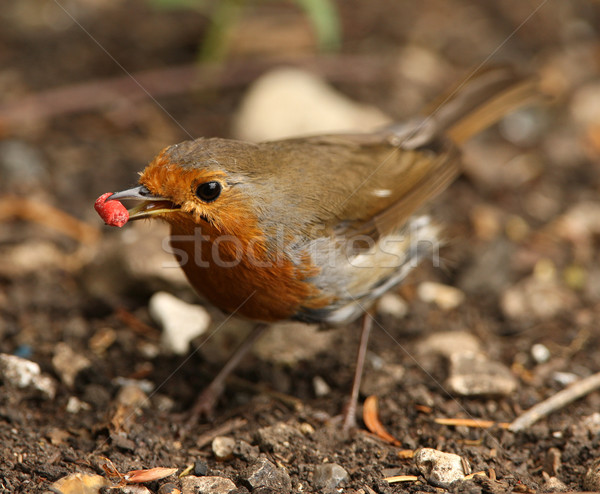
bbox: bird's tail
[424,66,540,145]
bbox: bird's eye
[195,181,221,202]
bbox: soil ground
[1,1,600,492]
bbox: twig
[0,56,387,133]
[0,195,99,245]
[509,371,600,432]
[435,417,511,429]
[195,417,247,449]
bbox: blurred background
[2,0,600,491]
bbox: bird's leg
[186,322,268,427]
[342,311,373,431]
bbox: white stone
[0,353,56,399]
[377,293,409,318]
[181,476,237,494]
[417,331,481,359]
[447,352,517,397]
[233,67,391,142]
[312,376,331,397]
[417,282,465,310]
[212,436,236,461]
[149,291,211,355]
[415,448,470,487]
[52,342,91,388]
[531,343,551,364]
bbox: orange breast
[169,220,330,322]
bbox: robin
[103,67,538,429]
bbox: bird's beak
[108,185,180,220]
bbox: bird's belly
[169,233,324,322]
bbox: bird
[104,66,538,429]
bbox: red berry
[94,192,129,227]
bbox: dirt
[1,0,600,492]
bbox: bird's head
[109,138,263,239]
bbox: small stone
[65,396,91,413]
[252,322,338,366]
[501,275,577,322]
[181,475,236,494]
[572,412,600,437]
[541,475,568,492]
[584,458,600,491]
[553,371,579,386]
[447,352,517,397]
[212,436,236,461]
[531,343,551,364]
[194,459,209,476]
[415,448,470,488]
[149,291,211,355]
[417,282,465,310]
[233,67,390,142]
[242,457,292,493]
[312,376,331,397]
[120,486,152,494]
[51,342,91,388]
[233,440,260,461]
[377,293,409,318]
[51,473,110,493]
[115,384,149,409]
[255,422,304,456]
[158,483,182,494]
[313,463,349,490]
[417,331,481,358]
[0,353,56,400]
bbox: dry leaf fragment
[363,395,401,446]
[124,467,178,483]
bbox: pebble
[531,343,551,364]
[233,440,260,462]
[541,475,568,492]
[149,291,211,355]
[417,282,465,310]
[414,448,470,488]
[51,342,91,388]
[552,371,579,386]
[51,472,110,493]
[0,353,56,399]
[252,322,338,366]
[313,463,349,490]
[242,457,292,493]
[65,396,91,414]
[501,275,577,322]
[120,486,152,494]
[572,412,600,437]
[194,459,209,476]
[416,331,481,359]
[232,67,391,142]
[181,475,237,494]
[255,422,304,456]
[447,352,517,397]
[114,383,149,409]
[212,436,236,461]
[312,375,331,397]
[158,484,182,494]
[377,293,409,319]
[584,458,600,491]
